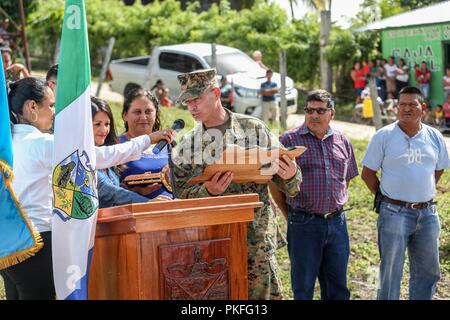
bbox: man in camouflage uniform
[172,68,302,300]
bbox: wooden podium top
[96,194,262,237]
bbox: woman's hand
[148,128,175,145]
[149,195,172,202]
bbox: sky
[274,0,365,28]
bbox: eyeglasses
[304,107,330,115]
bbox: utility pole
[279,50,287,130]
[18,0,31,72]
[368,77,383,130]
[143,46,159,90]
[211,43,217,68]
[96,37,115,97]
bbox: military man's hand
[274,155,297,180]
[204,171,234,196]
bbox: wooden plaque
[189,145,306,184]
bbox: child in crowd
[422,105,434,125]
[435,104,444,127]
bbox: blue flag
[0,56,43,270]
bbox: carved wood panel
[159,238,230,300]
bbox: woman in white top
[0,77,173,300]
[395,58,409,97]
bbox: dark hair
[122,87,161,132]
[123,82,142,97]
[398,86,424,103]
[46,64,58,81]
[266,69,273,75]
[398,58,405,64]
[306,89,334,109]
[91,96,118,146]
[8,77,49,124]
[150,79,164,91]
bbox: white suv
[109,43,298,117]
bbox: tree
[288,0,297,20]
[301,0,332,92]
[378,0,447,18]
[0,0,34,23]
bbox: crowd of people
[1,37,450,301]
[351,56,450,130]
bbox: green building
[359,1,450,107]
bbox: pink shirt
[443,102,450,118]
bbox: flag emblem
[53,150,97,220]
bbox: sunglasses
[304,107,331,115]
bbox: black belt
[289,207,345,220]
[382,195,436,210]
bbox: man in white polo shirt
[361,86,450,300]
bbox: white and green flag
[52,0,98,300]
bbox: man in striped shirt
[279,89,359,300]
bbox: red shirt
[363,65,370,76]
[443,102,450,118]
[352,69,366,89]
[415,68,430,84]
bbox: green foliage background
[24,0,379,99]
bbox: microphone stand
[167,141,177,198]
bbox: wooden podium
[88,194,261,300]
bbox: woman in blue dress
[119,87,173,199]
[91,96,172,207]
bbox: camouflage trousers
[247,242,283,300]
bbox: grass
[2,106,449,300]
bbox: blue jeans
[377,201,441,300]
[287,209,350,300]
[419,83,430,99]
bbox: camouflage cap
[176,68,219,104]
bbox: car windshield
[204,52,263,75]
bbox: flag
[0,55,43,269]
[51,0,98,300]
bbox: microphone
[152,119,185,154]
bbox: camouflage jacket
[172,109,302,251]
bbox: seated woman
[91,97,170,208]
[119,87,173,199]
